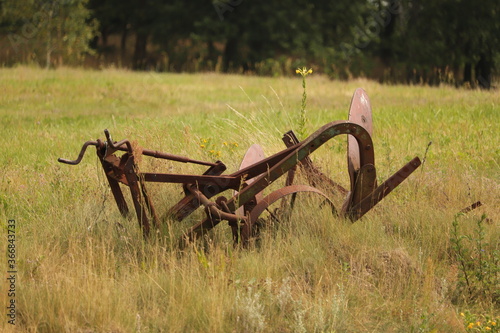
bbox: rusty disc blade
[347,88,373,189]
[235,144,266,216]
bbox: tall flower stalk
[295,67,313,139]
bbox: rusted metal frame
[182,185,249,244]
[59,133,301,227]
[187,186,248,224]
[182,214,221,243]
[96,144,129,217]
[347,156,421,220]
[180,162,227,197]
[143,173,242,189]
[113,146,218,167]
[166,162,227,221]
[284,166,297,187]
[282,131,299,187]
[230,143,300,179]
[163,143,302,223]
[146,144,298,194]
[229,121,374,214]
[216,196,242,241]
[122,154,154,237]
[285,192,298,222]
[106,137,299,187]
[138,176,160,228]
[102,172,130,217]
[58,129,218,168]
[96,136,160,236]
[282,130,349,196]
[342,163,378,216]
[186,121,374,238]
[59,135,298,236]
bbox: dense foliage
[1,0,499,87]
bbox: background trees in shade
[1,0,97,68]
[1,0,498,87]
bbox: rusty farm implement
[58,89,421,245]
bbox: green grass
[1,66,499,332]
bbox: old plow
[58,89,421,245]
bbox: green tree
[87,0,133,64]
[1,0,98,67]
[191,0,372,76]
[386,0,500,87]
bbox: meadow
[0,66,498,332]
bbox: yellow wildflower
[485,327,491,331]
[477,322,481,326]
[232,142,238,147]
[491,322,496,326]
[296,67,313,76]
[200,144,205,148]
[223,141,228,146]
[468,323,474,329]
[460,313,465,317]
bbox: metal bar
[347,163,377,211]
[104,129,217,166]
[140,149,218,167]
[143,173,241,189]
[282,130,348,195]
[166,162,227,221]
[96,146,129,216]
[123,157,151,237]
[140,177,159,228]
[231,143,300,178]
[188,186,247,224]
[347,156,421,221]
[105,174,129,217]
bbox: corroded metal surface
[235,144,266,216]
[344,88,377,215]
[347,88,373,182]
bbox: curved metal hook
[57,141,98,165]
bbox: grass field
[0,66,499,332]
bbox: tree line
[1,0,498,88]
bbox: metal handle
[59,129,219,167]
[57,141,98,165]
